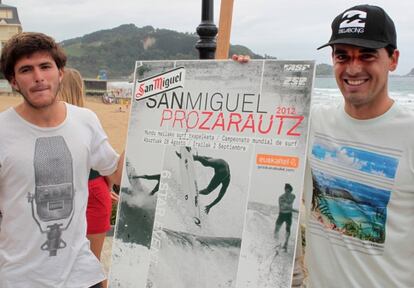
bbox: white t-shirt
[304,103,414,287]
[0,103,119,288]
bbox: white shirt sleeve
[89,112,120,176]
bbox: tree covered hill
[316,63,333,77]
[61,23,338,79]
[61,24,262,79]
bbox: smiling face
[332,44,399,118]
[10,51,63,110]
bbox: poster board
[109,60,315,288]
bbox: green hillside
[61,23,337,79]
[61,24,262,79]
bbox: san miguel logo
[135,67,185,101]
[338,10,367,34]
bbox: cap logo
[338,10,366,34]
[318,5,396,50]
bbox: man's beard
[17,82,61,109]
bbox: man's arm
[107,151,125,186]
[291,194,298,212]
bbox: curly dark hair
[0,32,67,81]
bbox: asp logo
[338,10,366,34]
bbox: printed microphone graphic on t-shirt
[28,136,74,256]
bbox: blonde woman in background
[60,68,118,288]
[59,68,85,107]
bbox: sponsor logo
[135,67,185,100]
[284,64,311,72]
[338,10,366,34]
[283,77,307,87]
[256,154,299,168]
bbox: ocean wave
[147,228,240,288]
[163,228,241,249]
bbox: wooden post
[196,0,218,60]
[216,0,234,59]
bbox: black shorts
[276,212,292,230]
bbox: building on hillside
[0,1,21,91]
[0,0,22,52]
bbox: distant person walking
[274,183,297,251]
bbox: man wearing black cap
[303,4,414,287]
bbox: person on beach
[176,147,231,214]
[59,67,120,288]
[274,183,297,251]
[0,32,123,288]
[302,5,414,287]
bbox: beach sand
[0,93,130,279]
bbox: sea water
[314,77,414,108]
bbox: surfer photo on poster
[131,173,161,196]
[274,183,298,252]
[146,141,249,288]
[116,159,160,247]
[176,146,231,215]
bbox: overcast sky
[6,0,414,74]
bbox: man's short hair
[384,45,396,58]
[285,183,293,192]
[0,32,67,82]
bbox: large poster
[109,60,314,288]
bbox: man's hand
[232,54,251,63]
[110,191,120,202]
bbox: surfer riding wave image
[146,145,250,288]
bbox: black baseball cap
[318,5,397,50]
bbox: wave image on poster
[109,60,314,287]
